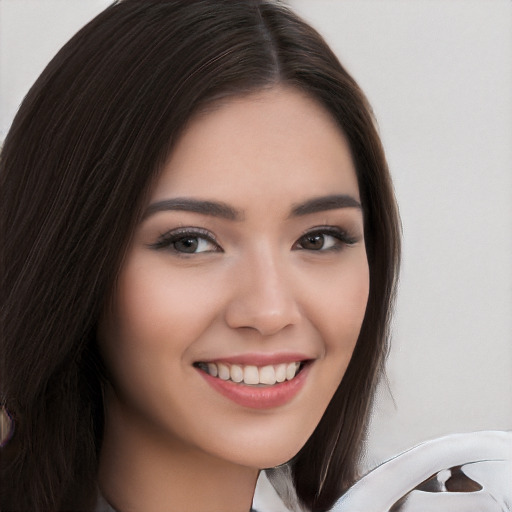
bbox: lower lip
[197,364,310,409]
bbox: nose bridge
[224,243,301,336]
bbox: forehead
[151,86,359,209]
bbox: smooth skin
[98,86,370,512]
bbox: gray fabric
[94,492,117,512]
[94,490,261,512]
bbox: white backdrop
[288,0,512,470]
[1,0,511,472]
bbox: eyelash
[149,227,221,254]
[294,226,359,252]
[150,226,358,255]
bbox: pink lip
[197,363,311,410]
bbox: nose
[224,247,301,337]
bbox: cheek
[299,254,369,410]
[102,258,218,357]
[309,253,370,357]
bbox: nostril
[224,302,301,336]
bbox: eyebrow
[289,194,362,217]
[143,194,361,221]
[143,198,242,220]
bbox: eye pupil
[174,237,199,253]
[302,234,324,250]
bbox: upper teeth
[200,362,301,385]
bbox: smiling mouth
[194,361,306,386]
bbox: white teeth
[230,364,243,383]
[259,365,277,385]
[217,363,230,381]
[286,362,299,381]
[207,363,218,377]
[276,363,287,382]
[275,364,287,383]
[200,361,303,385]
[243,365,260,385]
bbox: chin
[208,425,310,470]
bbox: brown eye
[171,235,219,254]
[150,228,221,254]
[294,228,357,252]
[299,233,329,250]
[173,237,201,253]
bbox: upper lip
[195,352,313,366]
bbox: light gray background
[1,0,511,472]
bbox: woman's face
[100,86,369,469]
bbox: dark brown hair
[0,1,400,510]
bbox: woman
[0,1,400,511]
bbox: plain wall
[1,0,511,472]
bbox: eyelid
[149,226,221,252]
[148,225,359,253]
[294,225,360,250]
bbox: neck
[98,394,259,512]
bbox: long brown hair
[0,1,400,510]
